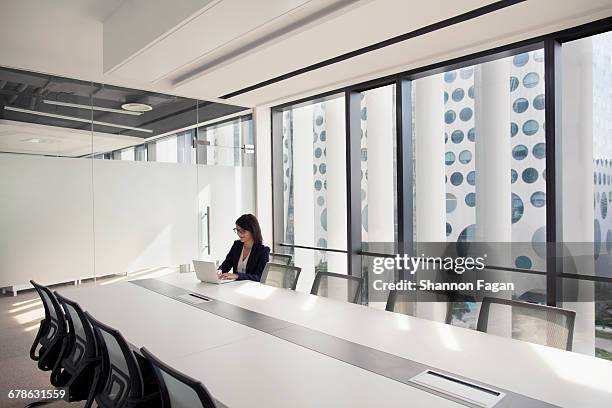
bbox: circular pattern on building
[532,143,546,159]
[513,53,529,67]
[450,172,463,186]
[510,76,519,92]
[530,191,546,207]
[523,72,539,88]
[522,167,539,183]
[512,193,524,223]
[444,71,457,83]
[459,150,472,164]
[465,192,476,207]
[452,88,465,102]
[511,122,518,137]
[533,94,545,110]
[459,107,473,122]
[451,130,464,144]
[513,98,529,113]
[446,193,457,213]
[467,171,476,185]
[512,145,529,160]
[515,256,532,269]
[445,110,456,124]
[522,120,539,136]
[467,128,475,142]
[445,152,456,165]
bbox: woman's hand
[218,272,239,280]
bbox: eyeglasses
[233,227,246,235]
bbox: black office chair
[268,252,292,265]
[50,292,101,402]
[85,312,160,408]
[141,347,216,408]
[476,297,576,351]
[310,272,363,304]
[30,280,68,371]
[260,262,301,290]
[386,289,476,325]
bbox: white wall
[0,153,95,287]
[0,153,255,288]
[92,159,199,277]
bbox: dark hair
[235,214,263,245]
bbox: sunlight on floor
[13,307,44,325]
[11,297,39,307]
[23,323,40,332]
[9,300,42,314]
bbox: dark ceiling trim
[219,0,526,99]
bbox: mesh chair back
[386,289,476,326]
[311,272,363,304]
[385,290,416,316]
[141,347,216,408]
[52,292,99,396]
[86,312,144,407]
[268,253,292,265]
[29,280,67,369]
[260,263,301,290]
[477,297,576,351]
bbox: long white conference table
[57,272,612,408]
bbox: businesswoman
[218,214,270,282]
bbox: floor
[0,268,176,408]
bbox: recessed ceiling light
[121,103,152,112]
[23,138,41,143]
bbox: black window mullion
[544,37,563,307]
[345,90,363,294]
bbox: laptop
[193,260,236,284]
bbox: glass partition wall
[271,19,612,361]
[0,67,252,295]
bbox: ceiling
[0,66,245,156]
[1,0,612,109]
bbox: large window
[275,95,347,290]
[279,95,347,251]
[561,30,612,360]
[271,20,612,362]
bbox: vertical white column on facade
[474,58,512,336]
[474,59,512,242]
[363,86,395,308]
[414,74,447,321]
[253,106,273,245]
[324,97,347,269]
[562,38,595,355]
[292,105,316,291]
[365,86,396,245]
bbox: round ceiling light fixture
[121,102,152,112]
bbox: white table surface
[153,272,612,408]
[57,279,463,408]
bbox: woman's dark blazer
[219,240,270,282]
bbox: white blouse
[236,246,251,274]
